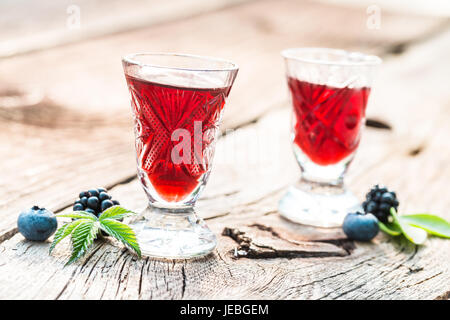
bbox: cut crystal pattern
[126,75,228,202]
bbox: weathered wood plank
[0,0,251,58]
[1,0,445,124]
[1,26,449,299]
[0,0,446,242]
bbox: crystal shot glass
[279,48,381,227]
[123,53,238,258]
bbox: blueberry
[87,196,99,210]
[80,196,88,207]
[343,212,379,241]
[88,189,99,197]
[112,200,120,206]
[73,203,84,211]
[99,192,111,201]
[79,191,89,198]
[98,187,107,193]
[85,208,96,215]
[101,200,114,211]
[17,206,58,241]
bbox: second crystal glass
[279,48,381,227]
[122,53,238,258]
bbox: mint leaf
[66,220,99,265]
[99,206,136,221]
[49,219,87,254]
[399,214,450,239]
[56,211,97,221]
[391,208,427,245]
[100,219,141,258]
[379,221,402,236]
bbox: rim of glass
[281,48,382,66]
[122,52,239,72]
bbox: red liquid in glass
[288,77,370,165]
[126,75,230,202]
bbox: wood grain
[0,0,449,299]
[0,0,251,58]
[0,0,446,240]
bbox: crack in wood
[55,267,78,300]
[383,19,450,57]
[323,282,366,300]
[181,264,187,299]
[408,145,425,156]
[204,211,231,221]
[216,251,234,279]
[81,243,104,271]
[222,225,349,259]
[410,271,443,287]
[297,256,378,291]
[85,247,108,282]
[311,239,356,255]
[435,290,450,300]
[366,118,392,130]
[115,256,129,298]
[407,266,424,274]
[138,257,149,298]
[0,227,18,243]
[250,223,355,254]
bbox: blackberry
[88,189,100,198]
[99,192,111,201]
[72,187,121,229]
[101,200,114,211]
[85,208,96,215]
[362,185,399,223]
[80,196,88,207]
[73,188,120,212]
[79,191,90,198]
[87,196,99,210]
[73,203,84,211]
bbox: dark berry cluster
[73,188,120,217]
[362,185,399,223]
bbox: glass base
[278,180,362,228]
[130,205,217,259]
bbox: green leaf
[66,220,99,265]
[390,208,427,245]
[49,219,88,254]
[100,219,141,258]
[379,221,402,236]
[56,211,97,221]
[99,206,136,221]
[399,214,450,239]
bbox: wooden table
[0,0,449,299]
